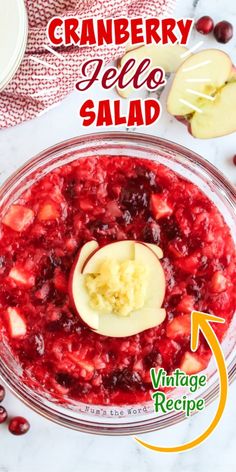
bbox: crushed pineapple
[84,259,149,317]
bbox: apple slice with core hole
[70,240,166,337]
[117,44,189,98]
[167,49,236,138]
[69,240,99,327]
[190,81,236,138]
[167,49,232,116]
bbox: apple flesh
[73,240,99,274]
[167,49,236,139]
[143,243,163,259]
[117,44,189,98]
[190,81,236,138]
[70,240,166,337]
[69,240,99,329]
[6,308,27,338]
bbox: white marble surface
[0,0,236,471]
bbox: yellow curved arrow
[135,311,228,453]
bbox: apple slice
[74,240,99,274]
[93,307,166,338]
[6,307,27,338]
[134,242,165,310]
[70,240,166,337]
[69,240,99,327]
[143,243,163,259]
[190,82,236,138]
[71,272,100,330]
[167,49,232,116]
[37,201,60,221]
[83,240,135,273]
[117,44,189,98]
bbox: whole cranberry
[0,406,8,424]
[9,417,30,436]
[196,16,214,35]
[233,155,236,166]
[214,21,233,43]
[0,385,5,402]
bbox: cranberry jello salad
[0,155,235,406]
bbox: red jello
[0,155,235,405]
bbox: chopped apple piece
[166,314,191,339]
[167,49,232,116]
[70,240,166,337]
[9,265,35,288]
[3,205,34,232]
[180,351,207,374]
[150,194,173,220]
[37,201,60,221]
[210,271,227,293]
[117,45,189,98]
[6,307,27,338]
[177,295,195,313]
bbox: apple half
[167,49,236,138]
[117,44,189,98]
[69,240,166,337]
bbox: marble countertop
[0,0,236,471]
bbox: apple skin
[174,115,194,137]
[228,66,236,82]
[175,115,189,125]
[137,241,163,259]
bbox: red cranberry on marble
[0,385,5,402]
[214,21,233,43]
[233,155,236,166]
[0,406,8,424]
[196,16,214,35]
[8,417,30,436]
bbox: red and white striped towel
[0,0,176,128]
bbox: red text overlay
[46,16,194,127]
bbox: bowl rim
[0,131,235,436]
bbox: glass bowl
[0,132,235,435]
